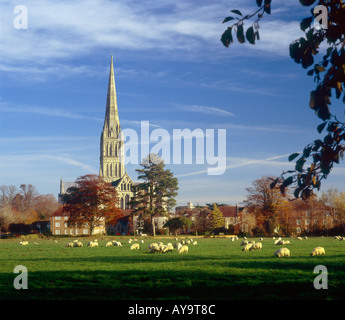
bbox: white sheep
[274,247,290,258]
[174,242,182,251]
[106,241,113,247]
[130,243,140,250]
[193,241,198,245]
[148,242,158,250]
[297,237,303,240]
[87,241,98,247]
[253,242,262,250]
[178,245,188,254]
[19,241,28,245]
[161,244,174,254]
[73,241,83,247]
[150,244,161,253]
[66,242,74,247]
[274,238,282,245]
[310,246,325,256]
[242,243,254,251]
[112,241,122,247]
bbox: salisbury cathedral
[59,56,133,209]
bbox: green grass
[0,236,344,300]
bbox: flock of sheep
[237,235,331,257]
[61,237,197,254]
[17,234,343,258]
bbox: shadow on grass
[0,263,344,300]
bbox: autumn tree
[321,187,345,224]
[193,207,212,234]
[221,1,345,199]
[243,176,289,235]
[33,194,60,220]
[130,153,179,236]
[61,174,123,235]
[209,204,224,231]
[163,216,192,236]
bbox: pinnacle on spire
[105,55,119,124]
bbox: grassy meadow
[0,235,344,300]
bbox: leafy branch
[221,0,345,199]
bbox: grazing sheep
[87,241,98,247]
[148,242,158,250]
[260,237,263,241]
[297,237,303,240]
[304,236,308,239]
[150,244,162,253]
[66,242,74,247]
[310,246,325,256]
[161,244,174,254]
[130,243,140,250]
[242,243,254,251]
[34,242,39,245]
[193,241,198,245]
[174,242,182,251]
[112,241,122,247]
[73,241,83,247]
[19,241,28,246]
[253,242,262,250]
[178,245,189,254]
[106,241,113,247]
[274,247,290,258]
[282,240,290,245]
[180,240,185,245]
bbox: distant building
[50,208,106,236]
[218,205,250,233]
[289,199,335,234]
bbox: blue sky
[1,0,344,207]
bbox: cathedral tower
[99,56,133,209]
[99,55,125,182]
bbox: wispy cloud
[176,153,293,178]
[0,103,102,121]
[0,154,97,173]
[0,0,306,80]
[176,104,235,117]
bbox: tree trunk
[151,215,156,237]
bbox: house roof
[219,206,244,217]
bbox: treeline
[0,184,60,232]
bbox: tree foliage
[163,216,192,235]
[0,184,60,232]
[130,153,179,236]
[61,174,123,234]
[243,176,289,235]
[209,203,224,231]
[221,0,345,199]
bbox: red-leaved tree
[61,174,123,235]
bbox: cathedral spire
[104,55,120,133]
[99,56,125,182]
